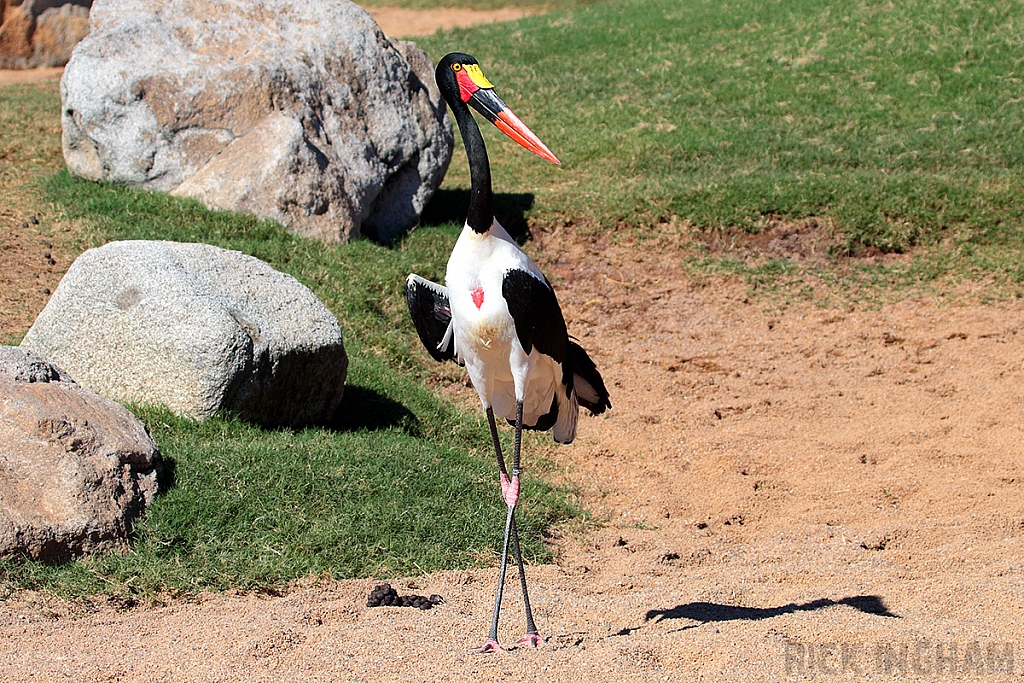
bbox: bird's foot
[517,632,545,648]
[500,472,520,508]
[478,638,505,653]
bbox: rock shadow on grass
[323,384,419,434]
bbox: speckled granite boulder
[60,0,452,242]
[21,240,348,427]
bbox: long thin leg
[480,504,515,652]
[479,404,544,652]
[487,406,509,477]
[512,400,523,473]
[509,400,544,646]
[480,408,512,653]
[509,515,543,645]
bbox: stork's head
[435,52,560,165]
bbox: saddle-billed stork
[406,52,611,652]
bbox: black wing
[502,268,571,384]
[406,274,456,363]
[503,268,611,416]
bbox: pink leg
[518,632,546,648]
[479,638,504,653]
[500,471,520,508]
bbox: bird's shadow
[617,595,897,635]
[420,189,535,243]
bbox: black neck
[451,102,493,234]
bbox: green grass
[420,0,1024,288]
[0,84,63,185]
[6,0,1024,598]
[4,406,573,601]
[0,173,578,601]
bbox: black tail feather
[569,340,611,415]
[507,393,560,432]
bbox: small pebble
[29,216,39,225]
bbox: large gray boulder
[60,0,453,243]
[0,346,161,562]
[21,240,348,427]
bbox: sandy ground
[0,67,64,86]
[2,228,1022,681]
[0,7,532,85]
[370,7,534,36]
[3,8,1024,683]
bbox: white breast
[445,219,545,412]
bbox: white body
[445,220,578,443]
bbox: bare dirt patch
[2,223,1022,681]
[370,7,534,36]
[0,211,64,343]
[0,81,69,343]
[702,216,843,263]
[0,67,63,86]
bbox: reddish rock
[0,346,162,562]
[32,3,89,66]
[0,1,91,68]
[0,2,33,64]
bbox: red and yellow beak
[454,63,561,166]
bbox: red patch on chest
[471,288,485,309]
